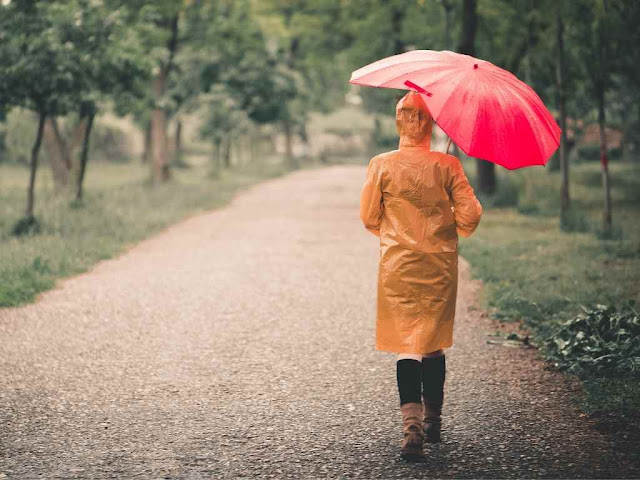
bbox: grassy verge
[0,156,296,308]
[459,158,640,423]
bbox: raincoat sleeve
[360,157,384,237]
[447,156,483,237]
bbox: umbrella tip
[474,64,478,69]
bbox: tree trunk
[149,12,179,182]
[283,118,297,169]
[150,72,170,182]
[390,5,406,54]
[458,0,477,55]
[223,136,232,168]
[142,119,151,163]
[69,116,87,169]
[596,2,612,235]
[249,135,256,163]
[26,112,47,218]
[598,101,612,234]
[210,138,221,176]
[75,112,95,202]
[459,0,495,194]
[441,0,453,50]
[43,116,71,189]
[174,117,182,165]
[555,11,570,218]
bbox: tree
[0,1,87,233]
[255,0,355,165]
[594,0,612,234]
[572,0,617,235]
[555,3,570,221]
[188,0,297,170]
[149,7,179,182]
[51,0,151,201]
[108,0,184,182]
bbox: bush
[476,175,520,208]
[1,108,37,164]
[89,120,133,163]
[577,144,622,163]
[542,302,640,377]
[373,130,398,150]
[561,207,591,232]
[0,109,133,164]
[595,224,624,241]
[517,203,541,215]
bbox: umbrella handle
[404,80,433,97]
[445,136,453,154]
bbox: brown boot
[421,354,445,443]
[400,402,424,461]
[422,399,442,443]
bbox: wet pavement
[0,165,635,478]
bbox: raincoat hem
[375,340,453,356]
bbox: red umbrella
[349,50,561,170]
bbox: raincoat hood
[395,91,434,149]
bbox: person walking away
[360,91,482,461]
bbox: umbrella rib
[379,65,461,89]
[485,69,561,143]
[351,58,441,81]
[353,61,461,89]
[432,68,477,153]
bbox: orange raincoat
[360,91,483,355]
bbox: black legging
[397,354,446,406]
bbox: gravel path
[0,165,635,479]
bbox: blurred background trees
[1,0,639,236]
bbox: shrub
[1,108,37,164]
[373,130,398,150]
[517,203,541,215]
[476,175,520,208]
[595,223,624,241]
[560,207,591,233]
[542,302,640,377]
[577,144,622,163]
[89,120,133,163]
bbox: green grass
[0,156,294,308]
[459,158,640,420]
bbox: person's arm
[360,157,384,237]
[447,156,482,237]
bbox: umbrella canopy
[349,50,561,170]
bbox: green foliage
[0,109,37,165]
[88,119,134,163]
[0,1,83,114]
[373,128,399,151]
[476,174,520,208]
[199,88,252,142]
[576,144,622,162]
[542,302,640,377]
[560,207,591,233]
[343,0,445,115]
[254,0,353,113]
[10,215,41,237]
[462,160,640,416]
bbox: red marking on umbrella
[404,80,433,97]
